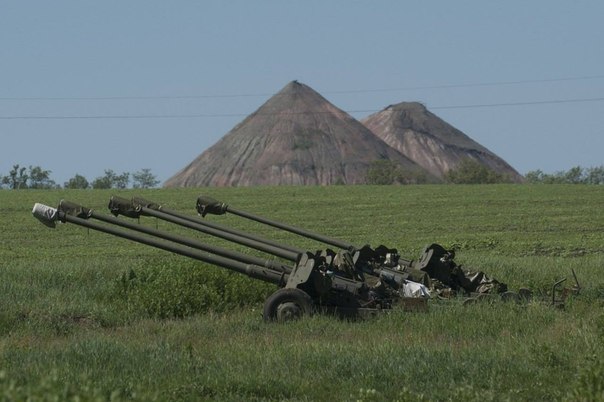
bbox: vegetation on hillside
[366,160,431,184]
[444,158,515,184]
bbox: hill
[361,102,524,182]
[164,81,432,187]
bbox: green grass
[1,185,603,401]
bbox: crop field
[1,185,604,401]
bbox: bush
[366,160,430,185]
[64,174,90,189]
[445,158,512,184]
[115,258,276,319]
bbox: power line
[1,96,603,120]
[0,113,239,120]
[1,75,604,101]
[430,97,604,110]
[328,75,604,95]
[0,93,272,101]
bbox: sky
[1,1,603,186]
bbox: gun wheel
[263,288,313,322]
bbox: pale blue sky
[1,1,603,185]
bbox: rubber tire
[263,288,314,322]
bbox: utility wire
[0,96,603,120]
[1,74,604,101]
[328,75,604,95]
[430,96,604,110]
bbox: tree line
[366,158,604,185]
[3,161,603,189]
[524,166,604,184]
[0,165,160,190]
[365,158,515,185]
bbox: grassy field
[1,185,603,401]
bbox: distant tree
[132,168,160,189]
[64,174,90,189]
[28,165,57,189]
[525,165,604,184]
[1,164,29,189]
[524,169,545,184]
[445,158,512,184]
[91,172,112,189]
[367,160,398,185]
[1,164,60,189]
[399,169,430,185]
[114,171,130,189]
[564,166,584,184]
[92,169,130,189]
[541,171,565,184]
[585,166,604,184]
[366,160,430,185]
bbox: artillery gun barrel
[140,207,301,261]
[197,196,355,251]
[109,196,303,262]
[33,203,286,284]
[58,201,292,274]
[133,198,303,255]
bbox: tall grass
[1,185,603,400]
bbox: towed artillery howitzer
[32,195,513,321]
